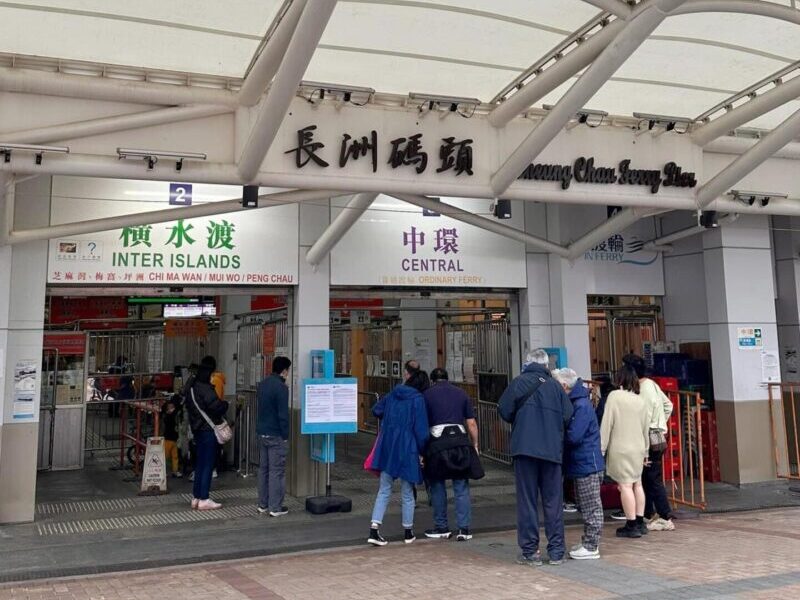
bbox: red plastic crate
[652,376,680,392]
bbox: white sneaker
[569,545,600,560]
[191,498,199,510]
[212,470,218,479]
[188,472,195,482]
[197,499,222,511]
[563,503,578,513]
[647,517,675,531]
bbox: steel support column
[238,0,337,182]
[306,192,378,266]
[5,189,337,245]
[696,107,800,208]
[488,19,626,128]
[693,74,800,147]
[390,193,571,258]
[0,105,231,145]
[239,0,310,106]
[490,0,687,197]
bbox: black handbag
[649,428,668,453]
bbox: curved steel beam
[238,0,337,182]
[581,0,632,18]
[490,0,687,197]
[239,0,309,106]
[306,192,378,266]
[696,106,800,208]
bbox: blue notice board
[301,377,358,435]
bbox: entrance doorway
[328,291,516,464]
[588,296,663,379]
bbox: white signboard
[140,437,167,495]
[331,195,526,288]
[738,327,763,350]
[762,350,781,383]
[47,177,299,286]
[12,359,38,421]
[578,214,664,296]
[304,383,358,424]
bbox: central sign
[330,195,526,288]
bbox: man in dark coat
[423,368,479,542]
[256,356,292,517]
[499,349,573,566]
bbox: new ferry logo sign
[584,233,657,266]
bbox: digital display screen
[163,302,217,317]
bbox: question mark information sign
[80,241,102,261]
[169,183,192,206]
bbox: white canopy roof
[0,0,799,129]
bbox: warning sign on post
[140,437,168,495]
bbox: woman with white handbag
[186,355,231,511]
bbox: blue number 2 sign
[169,183,192,206]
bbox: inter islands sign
[47,179,299,286]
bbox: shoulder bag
[648,428,668,453]
[191,387,233,445]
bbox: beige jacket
[640,378,673,433]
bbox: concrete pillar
[0,176,50,523]
[289,201,329,497]
[661,212,710,344]
[400,299,437,373]
[703,215,778,484]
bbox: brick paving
[2,507,800,599]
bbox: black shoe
[404,528,416,544]
[269,506,289,517]
[424,527,452,539]
[367,528,388,546]
[637,520,649,536]
[616,524,643,539]
[456,528,472,541]
[610,510,626,521]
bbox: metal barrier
[768,382,800,479]
[358,391,380,434]
[477,400,512,465]
[663,390,706,510]
[119,399,162,474]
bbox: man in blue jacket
[499,349,573,566]
[256,356,291,517]
[553,368,606,560]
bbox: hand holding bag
[191,388,233,445]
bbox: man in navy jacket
[256,356,291,517]
[499,349,573,566]
[554,368,605,560]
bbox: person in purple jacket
[553,368,606,560]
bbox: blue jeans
[370,471,415,528]
[192,429,218,501]
[429,478,471,530]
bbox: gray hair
[525,348,550,366]
[552,368,579,390]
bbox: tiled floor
[3,507,800,599]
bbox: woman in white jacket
[624,354,675,531]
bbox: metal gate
[37,348,58,470]
[589,310,658,378]
[234,309,290,477]
[84,325,218,460]
[442,318,512,464]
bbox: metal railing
[476,401,512,465]
[663,390,706,510]
[358,391,380,434]
[768,382,800,479]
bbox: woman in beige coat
[600,366,650,539]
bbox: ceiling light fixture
[116,148,207,171]
[0,142,69,165]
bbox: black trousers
[642,448,673,519]
[514,456,565,559]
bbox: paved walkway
[3,507,800,599]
